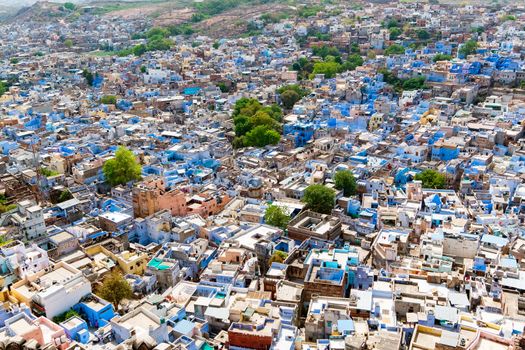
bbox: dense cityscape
[0,0,525,349]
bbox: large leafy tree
[100,95,117,105]
[232,98,282,148]
[97,271,132,309]
[414,169,446,189]
[63,2,76,11]
[103,146,142,186]
[433,54,452,62]
[280,90,301,109]
[417,29,431,40]
[385,44,406,56]
[458,40,477,57]
[278,84,309,109]
[243,125,280,147]
[334,170,357,196]
[302,184,335,214]
[264,205,290,230]
[311,61,340,79]
[389,27,402,40]
[82,69,94,86]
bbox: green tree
[64,39,73,48]
[298,5,322,18]
[41,168,59,177]
[10,58,19,65]
[140,66,147,73]
[458,40,477,57]
[250,111,280,131]
[417,29,431,40]
[433,53,452,62]
[312,45,340,59]
[167,23,195,36]
[291,57,314,80]
[96,271,132,309]
[389,27,402,40]
[82,69,94,86]
[63,2,75,11]
[146,38,172,52]
[103,146,142,186]
[277,84,309,98]
[100,95,117,105]
[385,44,405,55]
[0,195,16,214]
[280,90,301,109]
[233,98,262,118]
[334,170,357,196]
[58,190,73,203]
[234,115,253,136]
[500,14,516,21]
[311,61,340,79]
[232,98,282,148]
[213,41,220,49]
[132,44,147,56]
[52,309,79,324]
[472,26,484,34]
[191,12,207,22]
[145,27,170,39]
[268,251,288,265]
[218,82,230,93]
[402,76,426,90]
[414,169,446,189]
[342,54,364,71]
[385,19,399,28]
[243,125,280,147]
[302,184,335,214]
[264,205,290,230]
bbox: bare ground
[191,3,294,38]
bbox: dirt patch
[191,3,294,38]
[153,7,195,27]
[102,2,171,19]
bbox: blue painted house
[73,294,115,328]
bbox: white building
[9,200,47,240]
[11,261,92,319]
[111,307,168,344]
[0,241,50,278]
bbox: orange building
[186,190,231,218]
[132,177,187,218]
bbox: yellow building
[420,108,439,125]
[85,244,149,275]
[368,113,384,131]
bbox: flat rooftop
[62,316,85,329]
[233,225,278,250]
[9,317,33,335]
[50,230,75,244]
[121,311,159,330]
[84,298,107,312]
[39,266,77,286]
